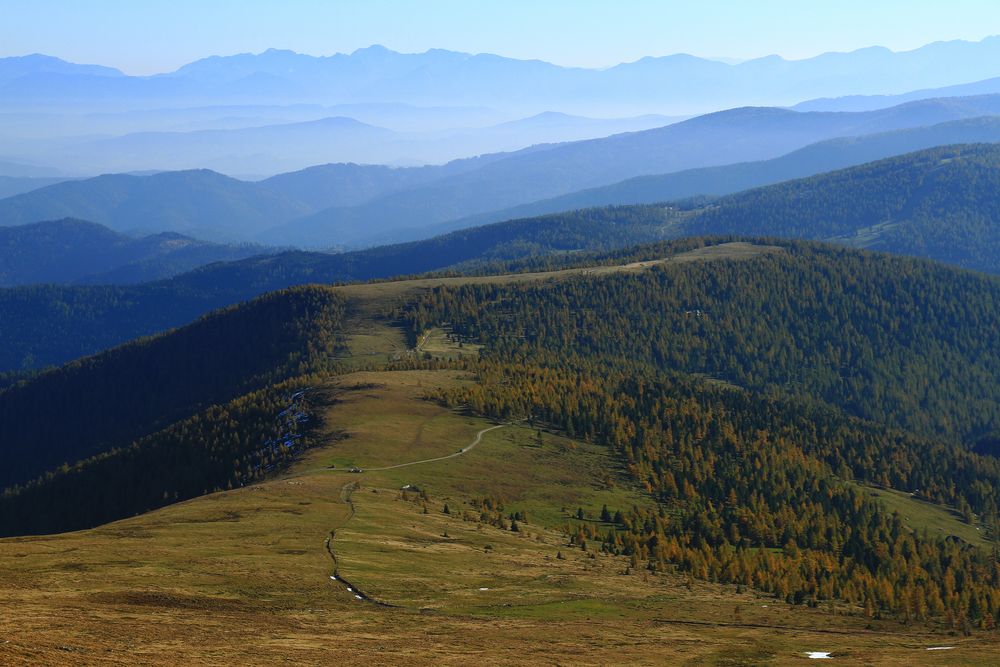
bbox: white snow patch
[354,594,363,600]
[926,646,955,651]
[805,652,832,659]
[478,587,489,591]
[329,575,337,580]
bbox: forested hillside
[5,238,1000,628]
[436,364,1000,625]
[401,241,1000,625]
[681,143,1000,273]
[0,285,345,490]
[455,116,1000,229]
[0,206,673,371]
[0,376,320,536]
[0,218,272,286]
[405,241,1000,444]
[7,142,1000,374]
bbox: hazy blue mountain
[0,170,310,240]
[0,218,275,286]
[0,103,504,145]
[0,54,122,86]
[7,95,1000,249]
[261,96,1000,247]
[443,116,1000,229]
[8,142,1000,371]
[0,204,674,371]
[0,155,536,242]
[71,116,398,174]
[11,110,676,175]
[0,176,68,199]
[7,38,1000,117]
[794,78,1000,112]
[165,39,1000,114]
[0,158,65,178]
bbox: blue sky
[3,0,1000,74]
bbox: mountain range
[0,109,678,175]
[7,38,1000,117]
[8,34,1000,662]
[0,218,273,286]
[5,94,1000,247]
[6,141,1000,372]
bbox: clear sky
[3,0,1000,74]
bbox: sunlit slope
[2,368,994,665]
[2,242,999,663]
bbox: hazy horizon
[3,0,1000,75]
[7,35,1000,77]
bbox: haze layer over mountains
[5,36,1000,252]
[5,36,1000,177]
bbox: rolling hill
[2,239,1000,663]
[0,284,344,491]
[0,175,68,198]
[0,169,310,240]
[0,218,274,286]
[259,95,1000,247]
[0,204,675,371]
[6,94,1000,248]
[445,116,1000,229]
[0,146,554,243]
[13,110,679,176]
[679,143,1000,273]
[6,142,1000,373]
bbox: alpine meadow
[3,2,1000,665]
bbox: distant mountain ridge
[7,142,1000,372]
[5,141,1000,372]
[446,116,1000,229]
[794,77,1000,112]
[678,142,1000,275]
[21,110,676,174]
[0,218,274,286]
[5,94,1000,248]
[260,95,1000,247]
[6,37,1000,116]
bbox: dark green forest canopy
[0,285,346,490]
[404,240,1000,625]
[0,376,324,537]
[680,143,1000,274]
[0,205,674,372]
[404,241,1000,445]
[6,141,1000,375]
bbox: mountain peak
[350,44,395,57]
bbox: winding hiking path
[355,423,507,472]
[323,421,510,605]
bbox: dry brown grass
[2,246,997,665]
[2,370,996,665]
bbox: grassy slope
[858,484,992,548]
[3,370,993,665]
[1,246,996,665]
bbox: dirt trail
[357,423,506,472]
[323,423,509,606]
